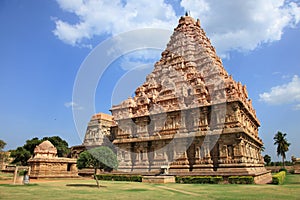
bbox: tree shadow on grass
[66,184,107,188]
[125,189,148,192]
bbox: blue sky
[0,0,300,162]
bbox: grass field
[0,174,299,200]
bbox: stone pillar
[180,111,186,131]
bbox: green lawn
[0,174,299,200]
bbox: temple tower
[110,15,271,183]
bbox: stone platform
[169,167,272,184]
[142,175,176,184]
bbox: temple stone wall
[0,152,12,170]
[114,132,264,174]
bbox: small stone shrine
[108,15,271,183]
[28,140,78,178]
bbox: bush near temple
[272,171,286,185]
[96,174,142,182]
[279,168,287,173]
[175,176,223,184]
[228,176,254,184]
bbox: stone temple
[81,15,271,183]
[28,140,78,178]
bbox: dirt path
[157,185,199,196]
[0,180,12,184]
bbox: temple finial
[185,11,188,16]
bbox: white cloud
[259,75,300,108]
[53,0,300,57]
[64,101,84,110]
[289,2,300,25]
[53,0,177,46]
[181,0,300,57]
[294,104,300,110]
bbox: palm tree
[273,131,290,168]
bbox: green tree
[23,137,41,154]
[10,147,31,166]
[77,146,118,188]
[0,139,6,151]
[273,131,290,168]
[43,136,70,157]
[11,136,70,165]
[263,154,271,166]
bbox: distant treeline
[266,161,293,166]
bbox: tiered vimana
[109,15,271,183]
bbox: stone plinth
[28,157,78,178]
[142,175,176,184]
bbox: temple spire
[185,11,191,17]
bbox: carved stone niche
[134,117,149,136]
[219,144,228,158]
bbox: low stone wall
[253,171,273,184]
[1,165,16,173]
[266,166,294,173]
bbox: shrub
[175,176,223,184]
[96,174,142,182]
[210,176,223,184]
[272,171,286,185]
[279,168,287,173]
[228,176,254,184]
[18,170,28,176]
